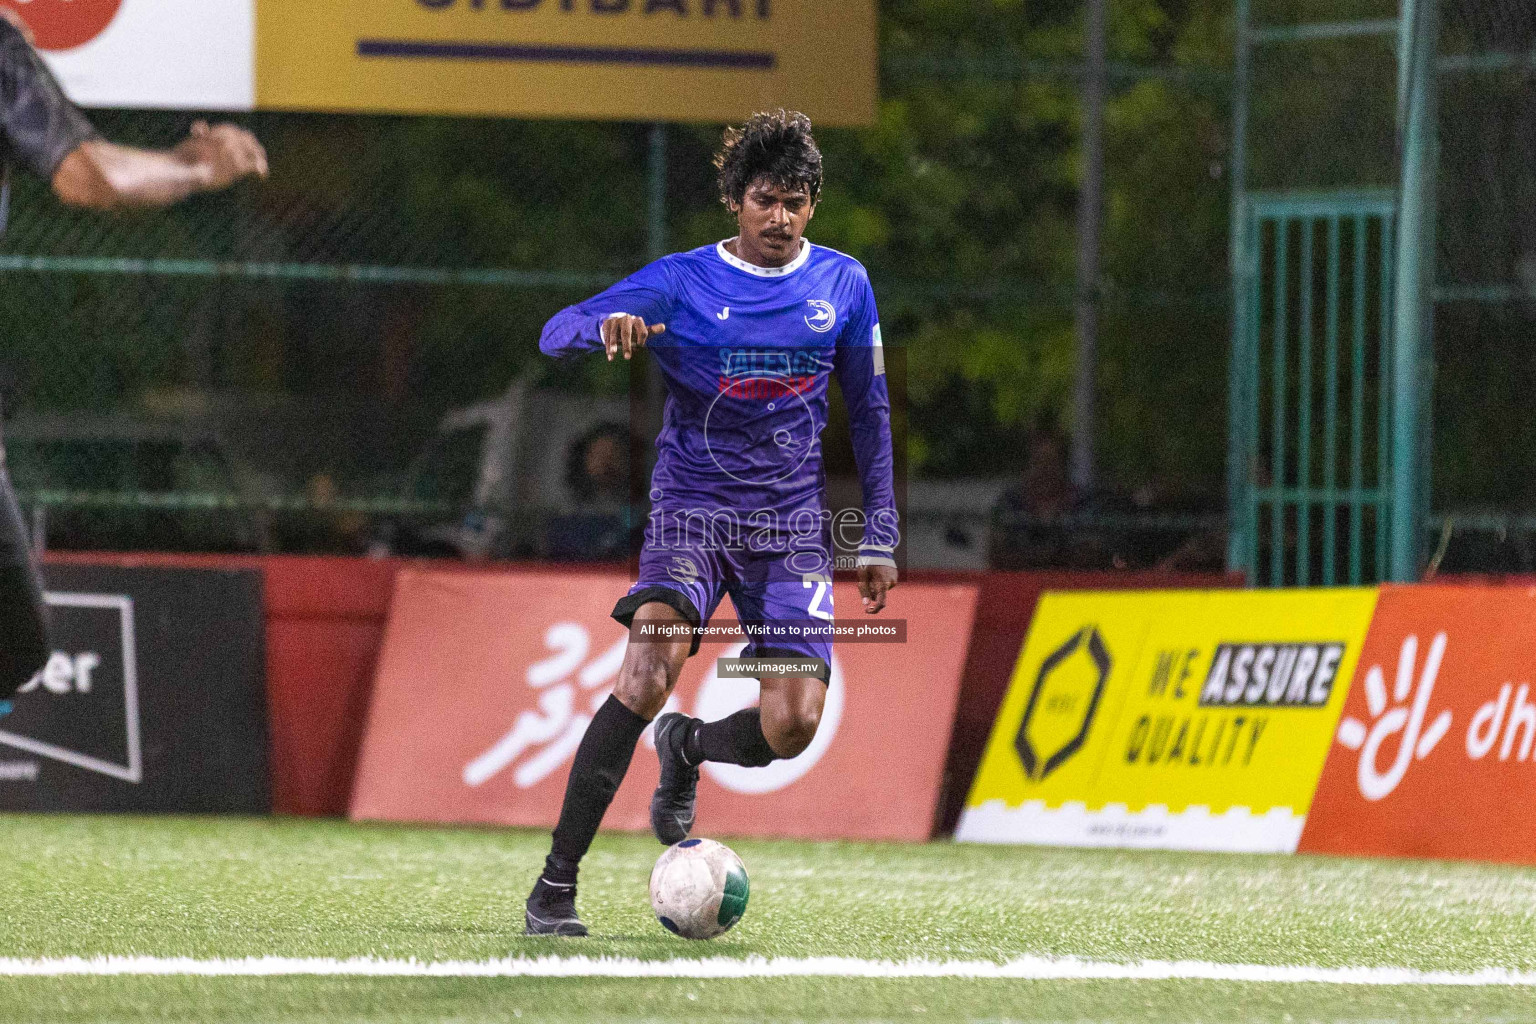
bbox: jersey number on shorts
[803,580,834,621]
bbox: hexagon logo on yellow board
[958,589,1379,853]
[1015,626,1111,781]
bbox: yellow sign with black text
[956,590,1379,853]
[256,0,876,124]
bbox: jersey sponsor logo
[719,349,823,379]
[804,300,837,333]
[706,346,821,483]
[704,374,818,485]
[717,306,730,320]
[715,348,821,399]
[2,0,124,51]
[716,377,815,399]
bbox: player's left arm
[832,271,899,614]
[0,13,265,212]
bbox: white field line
[2,955,1536,986]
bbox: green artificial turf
[2,815,1536,1022]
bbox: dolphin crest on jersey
[804,300,837,333]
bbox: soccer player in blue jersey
[526,110,898,936]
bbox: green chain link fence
[0,20,1241,567]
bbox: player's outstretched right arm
[539,260,673,360]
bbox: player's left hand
[858,563,897,614]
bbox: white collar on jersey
[715,238,814,278]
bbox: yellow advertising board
[956,590,1379,852]
[256,0,876,125]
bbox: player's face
[731,180,815,266]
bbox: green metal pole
[1226,0,1254,577]
[1389,0,1438,582]
[1072,0,1107,496]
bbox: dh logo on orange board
[1,0,123,51]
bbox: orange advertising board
[1301,585,1536,863]
[351,568,977,842]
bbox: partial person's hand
[176,121,268,191]
[602,314,665,361]
[858,563,898,614]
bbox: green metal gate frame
[1227,0,1440,585]
[1237,192,1397,586]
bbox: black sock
[544,695,650,885]
[689,708,778,768]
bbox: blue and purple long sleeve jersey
[539,240,898,567]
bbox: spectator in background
[566,423,631,508]
[988,427,1112,570]
[273,471,372,555]
[544,423,639,562]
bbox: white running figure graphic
[463,623,627,790]
[1334,632,1453,801]
[462,625,846,795]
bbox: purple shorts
[611,526,834,681]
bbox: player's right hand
[603,315,665,361]
[176,121,269,191]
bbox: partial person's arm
[0,15,265,212]
[540,259,674,360]
[833,272,900,613]
[53,123,267,211]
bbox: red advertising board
[351,568,979,842]
[1301,585,1536,863]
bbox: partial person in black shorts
[0,10,268,698]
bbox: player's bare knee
[763,697,822,758]
[613,644,677,718]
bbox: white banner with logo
[4,0,253,110]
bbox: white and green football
[649,838,750,940]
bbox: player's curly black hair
[713,109,823,209]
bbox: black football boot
[524,877,588,937]
[650,712,701,845]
